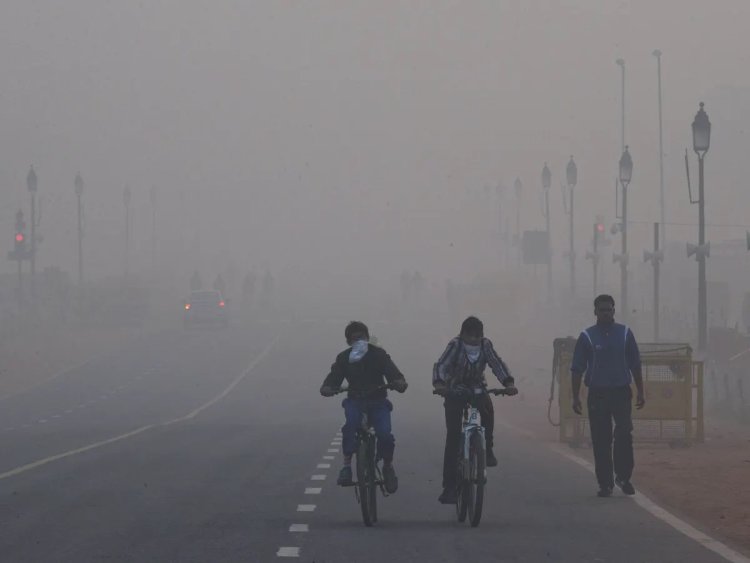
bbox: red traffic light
[15,232,24,243]
[596,223,605,233]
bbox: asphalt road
[0,318,738,562]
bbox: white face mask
[464,343,481,363]
[349,339,369,363]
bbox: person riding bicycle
[320,321,408,494]
[433,316,517,504]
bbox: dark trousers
[341,398,395,463]
[587,386,634,488]
[442,395,494,488]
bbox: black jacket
[322,346,406,400]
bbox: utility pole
[644,223,663,341]
[653,50,666,247]
[542,163,552,303]
[150,185,157,277]
[565,157,578,298]
[75,172,84,285]
[27,166,38,297]
[124,186,132,278]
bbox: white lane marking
[0,334,281,482]
[22,424,30,428]
[289,524,309,532]
[77,404,86,409]
[276,547,300,558]
[304,488,322,495]
[331,441,341,445]
[64,410,73,414]
[297,504,316,512]
[497,420,750,563]
[327,448,338,453]
[311,475,326,481]
[317,463,331,469]
[99,395,108,400]
[4,427,14,432]
[322,455,335,460]
[51,415,61,419]
[38,419,48,424]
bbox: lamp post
[690,102,711,352]
[514,177,522,266]
[653,49,666,247]
[644,223,664,341]
[542,163,552,301]
[614,147,633,321]
[26,166,38,296]
[566,156,578,297]
[616,59,626,153]
[123,186,132,277]
[75,172,84,285]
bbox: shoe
[615,477,635,495]
[438,487,458,504]
[382,464,398,494]
[337,466,353,486]
[486,448,498,467]
[597,486,613,497]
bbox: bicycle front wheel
[356,437,377,527]
[467,431,486,527]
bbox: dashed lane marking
[304,488,322,495]
[322,455,335,460]
[296,504,316,512]
[327,448,338,453]
[317,463,331,469]
[289,524,308,532]
[276,547,300,558]
[311,475,326,481]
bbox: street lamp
[614,146,633,321]
[565,156,578,297]
[644,223,664,341]
[75,172,84,285]
[690,102,711,352]
[150,186,157,275]
[616,58,626,153]
[542,163,552,301]
[653,49,666,247]
[514,177,522,265]
[123,186,132,277]
[26,166,38,294]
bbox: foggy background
[1,0,749,312]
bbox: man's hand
[504,384,519,396]
[636,392,646,409]
[320,385,337,397]
[391,379,408,393]
[572,397,583,415]
[433,382,448,396]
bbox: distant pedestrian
[571,295,645,497]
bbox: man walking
[571,295,645,497]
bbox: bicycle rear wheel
[467,432,486,527]
[356,437,377,527]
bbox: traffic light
[11,210,27,259]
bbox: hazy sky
[1,1,748,282]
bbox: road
[0,317,741,562]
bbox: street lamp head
[652,49,662,58]
[514,177,523,199]
[566,156,577,188]
[542,163,551,190]
[123,186,132,206]
[75,172,84,196]
[150,185,157,205]
[616,58,625,67]
[692,102,711,156]
[619,146,633,187]
[27,165,37,193]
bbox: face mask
[349,339,369,363]
[464,343,481,363]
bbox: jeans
[341,398,395,463]
[587,386,634,488]
[442,395,494,488]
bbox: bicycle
[332,384,394,527]
[434,385,514,527]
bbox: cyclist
[320,321,408,494]
[433,316,517,504]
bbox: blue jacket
[571,322,641,388]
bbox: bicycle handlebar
[432,387,516,397]
[331,383,392,398]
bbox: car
[184,290,229,327]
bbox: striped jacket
[433,337,514,387]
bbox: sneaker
[615,477,636,495]
[337,466,353,486]
[438,487,458,504]
[597,486,613,498]
[382,464,398,494]
[486,448,498,467]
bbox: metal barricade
[554,339,704,446]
